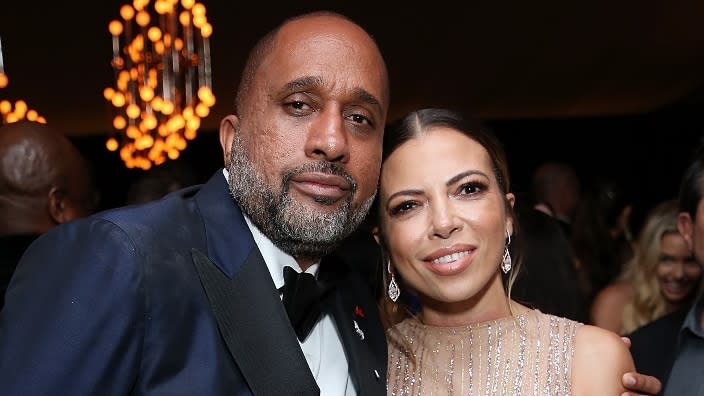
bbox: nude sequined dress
[386,309,582,395]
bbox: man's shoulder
[629,307,689,341]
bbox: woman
[374,108,634,395]
[591,199,703,334]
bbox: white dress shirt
[224,169,355,395]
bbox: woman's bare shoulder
[571,324,635,396]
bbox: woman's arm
[572,324,636,396]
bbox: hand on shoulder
[572,324,636,396]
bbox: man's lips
[289,173,352,201]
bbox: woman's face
[656,231,702,306]
[378,126,513,324]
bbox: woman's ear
[506,192,516,236]
[372,226,382,246]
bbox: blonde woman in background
[591,199,703,334]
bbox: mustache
[282,161,357,193]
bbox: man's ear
[47,186,68,224]
[219,115,239,165]
[678,212,694,252]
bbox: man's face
[224,16,389,261]
[679,199,704,272]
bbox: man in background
[0,121,98,308]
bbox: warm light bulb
[143,114,158,130]
[14,100,27,114]
[136,10,150,27]
[192,3,205,15]
[155,0,173,14]
[184,128,197,140]
[26,110,38,121]
[120,4,135,20]
[186,116,200,131]
[103,87,115,100]
[161,101,174,115]
[179,11,190,26]
[111,92,126,107]
[0,73,8,88]
[126,125,141,139]
[139,86,155,102]
[132,0,148,11]
[0,100,11,114]
[148,27,162,42]
[195,102,209,117]
[192,14,206,28]
[106,137,119,151]
[181,0,195,9]
[109,20,123,36]
[126,103,141,119]
[113,115,127,130]
[200,23,212,38]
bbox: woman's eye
[390,201,417,215]
[459,182,483,195]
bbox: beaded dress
[387,309,582,395]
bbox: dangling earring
[501,230,512,274]
[387,260,400,302]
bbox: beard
[226,132,375,259]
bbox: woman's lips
[423,245,476,276]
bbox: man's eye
[291,101,306,110]
[349,114,371,126]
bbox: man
[0,121,97,308]
[629,146,704,395]
[0,11,660,396]
[531,160,581,236]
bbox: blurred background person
[591,199,702,334]
[0,121,98,308]
[125,160,198,205]
[530,161,581,236]
[571,175,635,310]
[511,198,587,322]
[628,145,704,393]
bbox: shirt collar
[681,294,704,338]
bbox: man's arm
[0,219,143,395]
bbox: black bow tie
[281,266,331,341]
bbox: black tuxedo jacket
[628,307,689,389]
[0,170,387,395]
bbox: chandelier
[104,0,215,170]
[0,35,47,125]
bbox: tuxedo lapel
[191,247,319,395]
[319,255,387,396]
